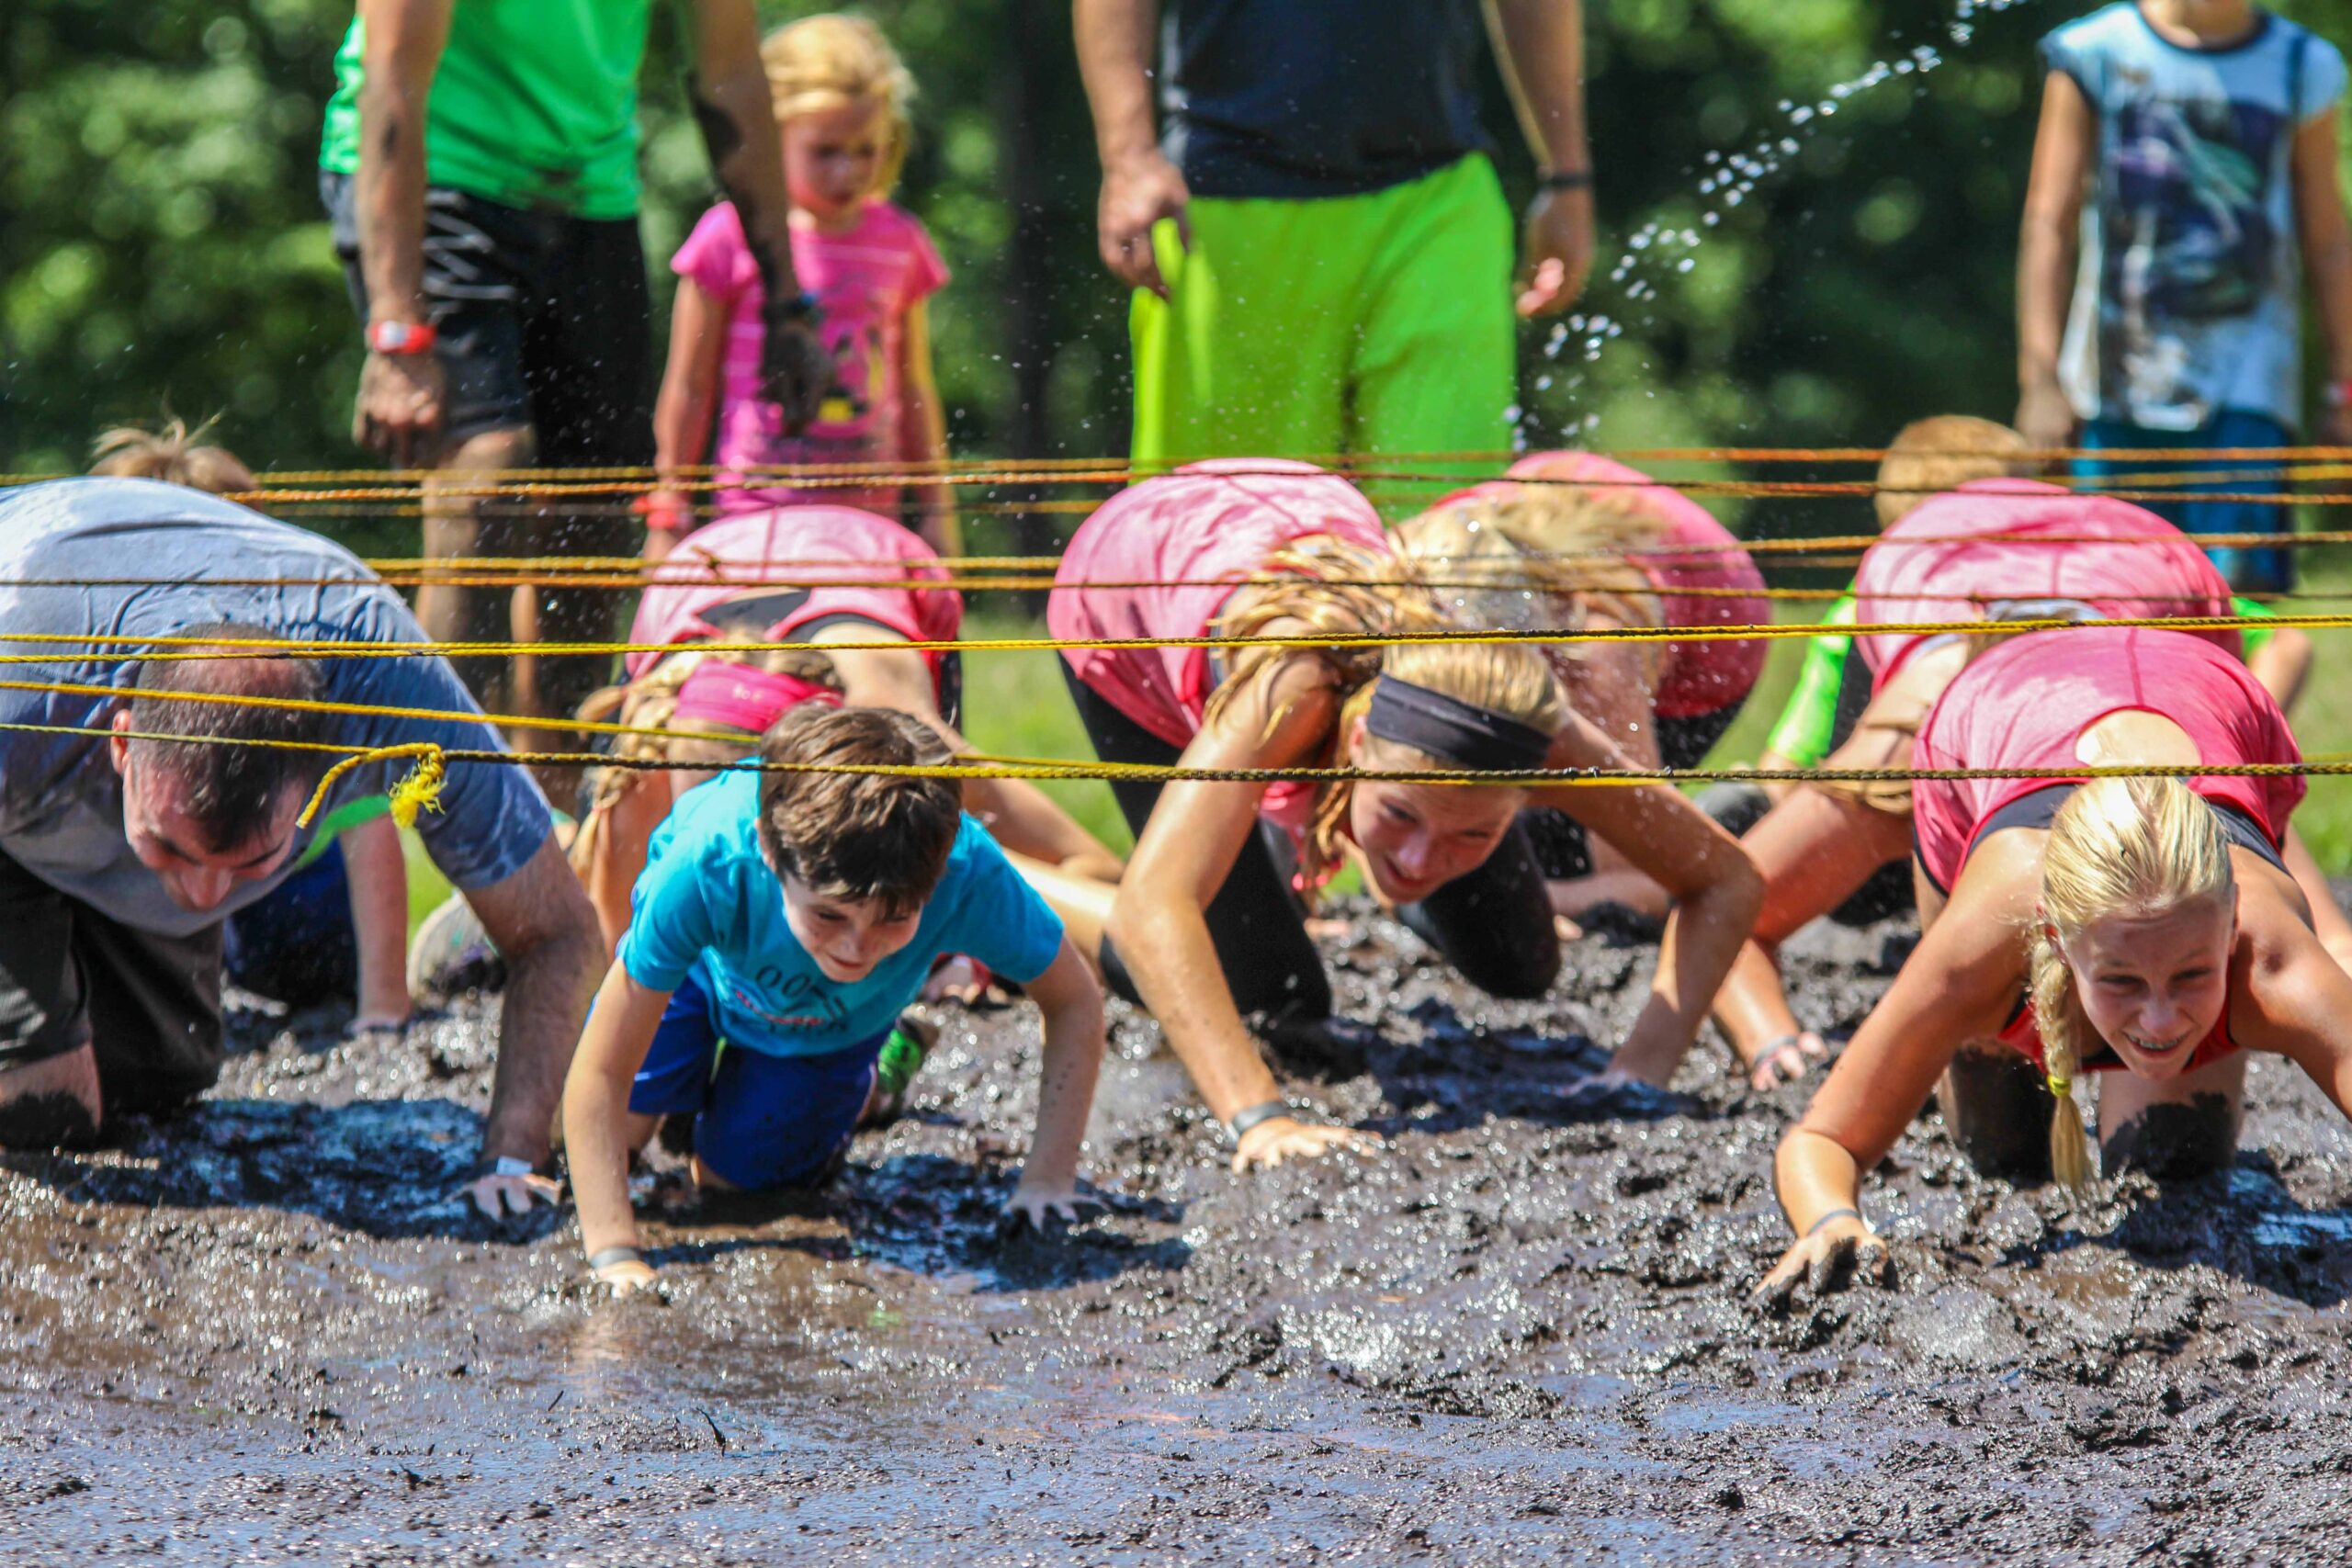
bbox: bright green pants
[1130,154,1516,510]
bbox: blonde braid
[2026,920,2095,1189]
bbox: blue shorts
[2077,412,2295,592]
[626,973,886,1190]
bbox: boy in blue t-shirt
[2018,0,2352,591]
[563,706,1104,1292]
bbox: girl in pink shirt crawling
[646,16,956,557]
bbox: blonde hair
[2024,776,2235,1188]
[1196,535,1565,890]
[1397,481,1667,683]
[763,14,916,197]
[1875,416,2034,528]
[90,418,256,497]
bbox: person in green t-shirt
[319,0,831,777]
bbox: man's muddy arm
[463,835,605,1186]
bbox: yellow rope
[298,743,447,829]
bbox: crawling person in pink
[1395,451,1769,936]
[645,16,955,554]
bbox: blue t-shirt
[616,768,1065,1057]
[0,479,552,937]
[2043,4,2348,431]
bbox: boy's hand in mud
[1747,1032,1831,1092]
[593,1255,659,1295]
[1231,1116,1375,1174]
[468,1160,562,1220]
[1752,1214,1892,1316]
[999,1181,1104,1235]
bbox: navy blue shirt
[1161,0,1491,197]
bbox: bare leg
[1004,851,1116,975]
[418,426,538,717]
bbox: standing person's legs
[512,211,657,761]
[2077,412,2296,592]
[1129,198,1359,468]
[1351,155,1518,512]
[1060,666,1332,1021]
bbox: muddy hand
[999,1182,1103,1235]
[1231,1116,1374,1174]
[1752,1215,1891,1316]
[594,1256,659,1295]
[469,1168,561,1220]
[1748,1032,1830,1092]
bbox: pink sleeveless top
[1495,452,1767,717]
[1048,459,1392,837]
[1854,480,2237,687]
[628,505,960,682]
[1911,626,2303,896]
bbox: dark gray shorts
[0,849,225,1119]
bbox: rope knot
[299,742,448,832]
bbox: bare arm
[340,814,412,1027]
[561,960,672,1282]
[350,0,454,466]
[647,277,729,557]
[458,833,606,1210]
[1003,938,1106,1222]
[1074,0,1190,297]
[2017,68,2095,450]
[2248,625,2313,714]
[1756,839,2036,1309]
[1486,0,1593,315]
[1527,713,1764,1087]
[898,300,960,557]
[680,0,825,430]
[2291,108,2352,444]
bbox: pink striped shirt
[673,200,948,520]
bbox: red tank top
[628,505,960,682]
[1501,452,1769,717]
[1854,480,2237,687]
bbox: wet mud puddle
[6,904,2352,1563]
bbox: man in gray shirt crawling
[0,478,604,1219]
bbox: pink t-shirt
[1497,452,1769,718]
[1048,459,1393,837]
[1911,626,2302,896]
[628,504,960,682]
[673,200,949,519]
[1854,480,2238,687]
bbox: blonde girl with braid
[1758,627,2352,1313]
[1048,460,1762,1172]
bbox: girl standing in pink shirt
[646,16,955,556]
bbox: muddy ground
[5,901,2351,1565]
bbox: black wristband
[1539,169,1593,190]
[1225,1099,1294,1144]
[1803,1207,1863,1238]
[586,1246,642,1272]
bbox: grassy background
[401,589,2352,933]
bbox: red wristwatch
[368,320,438,355]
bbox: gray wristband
[1226,1099,1294,1144]
[587,1246,642,1272]
[1803,1207,1863,1239]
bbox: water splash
[1531,0,2044,442]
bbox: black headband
[1363,674,1554,773]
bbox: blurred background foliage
[13,1,2352,860]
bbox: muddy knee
[0,1046,103,1149]
[1938,1044,2055,1183]
[2102,1094,2241,1181]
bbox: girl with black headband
[1043,461,1763,1171]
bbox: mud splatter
[5,900,2351,1562]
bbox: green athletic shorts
[1130,153,1517,512]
